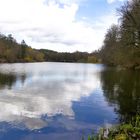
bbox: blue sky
[0,0,126,52]
[77,0,123,20]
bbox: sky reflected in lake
[0,63,119,140]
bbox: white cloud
[0,0,119,52]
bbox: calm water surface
[0,62,139,140]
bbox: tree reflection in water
[100,68,140,122]
[0,72,26,89]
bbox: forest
[99,0,140,69]
[40,49,99,63]
[0,33,44,63]
[0,33,98,63]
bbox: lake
[0,62,139,140]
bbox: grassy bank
[86,115,140,140]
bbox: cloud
[0,63,102,130]
[0,0,119,52]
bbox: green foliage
[99,0,140,69]
[21,40,27,59]
[0,34,45,63]
[40,49,99,63]
[87,56,99,63]
[0,33,101,63]
[86,115,140,140]
[0,33,100,63]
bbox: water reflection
[0,63,139,140]
[0,73,17,89]
[100,68,140,122]
[0,63,103,132]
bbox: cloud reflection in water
[0,63,103,131]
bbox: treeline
[40,49,99,63]
[0,33,99,63]
[99,0,140,69]
[0,33,44,63]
